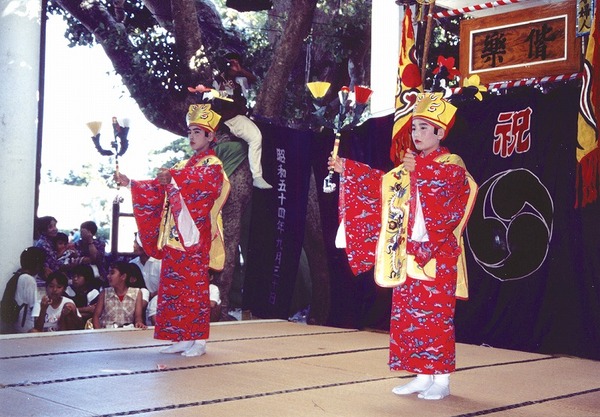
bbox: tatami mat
[1,320,599,417]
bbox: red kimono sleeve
[413,158,470,265]
[339,159,384,275]
[130,179,166,260]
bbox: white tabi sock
[160,341,194,354]
[392,374,433,395]
[252,177,273,189]
[418,374,450,400]
[181,340,207,357]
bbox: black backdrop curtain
[243,82,600,360]
[451,84,600,360]
[242,122,312,319]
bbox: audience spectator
[92,261,145,329]
[129,232,161,299]
[76,221,107,285]
[65,264,100,322]
[209,281,222,323]
[70,228,81,244]
[0,247,46,333]
[34,216,60,279]
[146,295,157,326]
[54,232,83,267]
[32,271,83,332]
[126,263,150,320]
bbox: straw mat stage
[1,320,599,416]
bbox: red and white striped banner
[432,0,527,19]
[450,72,584,95]
[488,72,584,90]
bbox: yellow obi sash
[374,154,477,299]
[157,154,230,271]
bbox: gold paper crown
[413,92,457,131]
[186,104,221,132]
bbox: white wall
[0,0,41,297]
[370,0,402,118]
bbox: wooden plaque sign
[460,0,581,84]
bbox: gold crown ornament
[186,104,221,132]
[413,92,457,132]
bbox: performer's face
[188,126,214,152]
[411,119,444,156]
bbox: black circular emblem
[466,169,553,281]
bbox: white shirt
[32,296,80,332]
[14,273,38,333]
[210,284,221,306]
[140,287,150,303]
[65,286,100,305]
[130,257,162,295]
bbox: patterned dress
[339,147,475,374]
[34,235,60,276]
[130,149,229,341]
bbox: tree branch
[54,0,189,134]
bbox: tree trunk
[254,0,318,119]
[213,156,253,320]
[171,0,208,87]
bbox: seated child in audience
[126,263,150,323]
[126,264,150,308]
[32,271,83,332]
[65,264,100,322]
[54,232,82,267]
[1,247,46,334]
[130,232,161,299]
[92,261,146,329]
[76,221,107,285]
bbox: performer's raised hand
[402,150,416,172]
[114,172,130,187]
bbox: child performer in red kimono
[328,93,477,400]
[115,104,230,357]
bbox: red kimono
[131,150,229,341]
[339,147,476,374]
